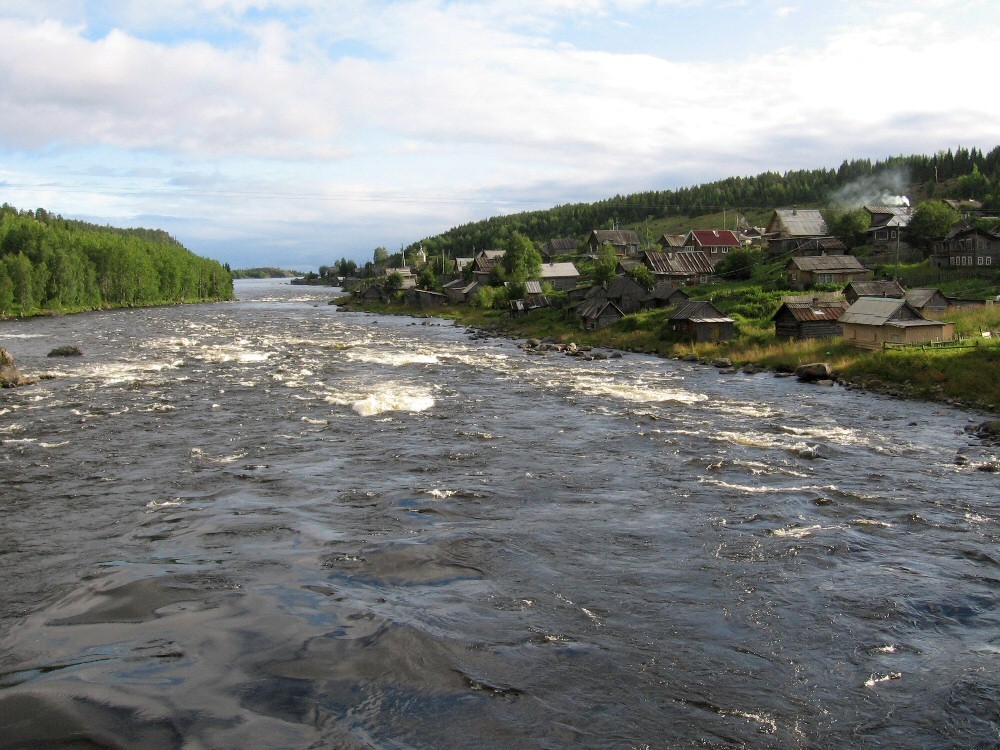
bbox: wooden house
[539,262,581,291]
[863,204,912,249]
[931,225,1000,270]
[787,237,848,257]
[683,229,741,268]
[772,298,849,339]
[658,233,686,250]
[546,238,578,260]
[604,274,652,314]
[904,288,950,314]
[575,292,626,330]
[786,255,871,290]
[442,279,479,303]
[651,281,690,308]
[403,288,447,308]
[471,250,506,282]
[843,280,905,304]
[840,297,954,349]
[765,208,829,257]
[667,301,735,342]
[587,229,641,256]
[641,250,714,284]
[356,283,388,303]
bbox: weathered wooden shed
[772,299,849,339]
[904,288,951,314]
[667,301,735,342]
[843,280,905,304]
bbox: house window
[988,257,993,265]
[711,247,717,253]
[979,256,984,266]
[722,247,728,253]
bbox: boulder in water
[47,345,83,357]
[794,362,833,382]
[0,347,39,388]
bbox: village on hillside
[341,200,999,350]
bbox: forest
[402,146,1000,260]
[0,204,233,317]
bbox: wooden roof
[771,300,848,322]
[590,229,640,246]
[844,280,904,298]
[840,297,926,326]
[788,255,866,272]
[669,300,732,322]
[643,250,713,276]
[769,208,828,237]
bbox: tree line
[403,146,1000,260]
[0,204,233,316]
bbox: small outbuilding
[843,279,905,304]
[667,300,735,342]
[772,298,849,339]
[904,288,951,314]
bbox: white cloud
[1,0,998,267]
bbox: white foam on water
[853,518,891,528]
[38,441,70,448]
[339,383,435,416]
[301,416,328,425]
[146,499,186,509]
[1,333,48,339]
[865,672,902,688]
[344,348,440,366]
[424,489,458,499]
[568,374,707,405]
[79,361,182,386]
[771,524,825,538]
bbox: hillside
[0,203,234,317]
[403,146,1000,259]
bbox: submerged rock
[966,421,1000,443]
[47,345,84,357]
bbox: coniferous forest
[0,204,233,316]
[405,146,1000,258]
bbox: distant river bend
[1,278,998,749]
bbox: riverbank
[336,296,1000,414]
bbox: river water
[1,278,998,749]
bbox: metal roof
[688,229,741,247]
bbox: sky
[1,0,999,270]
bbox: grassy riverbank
[339,296,1000,414]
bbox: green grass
[342,262,1000,412]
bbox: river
[1,278,998,749]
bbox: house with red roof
[682,229,741,268]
